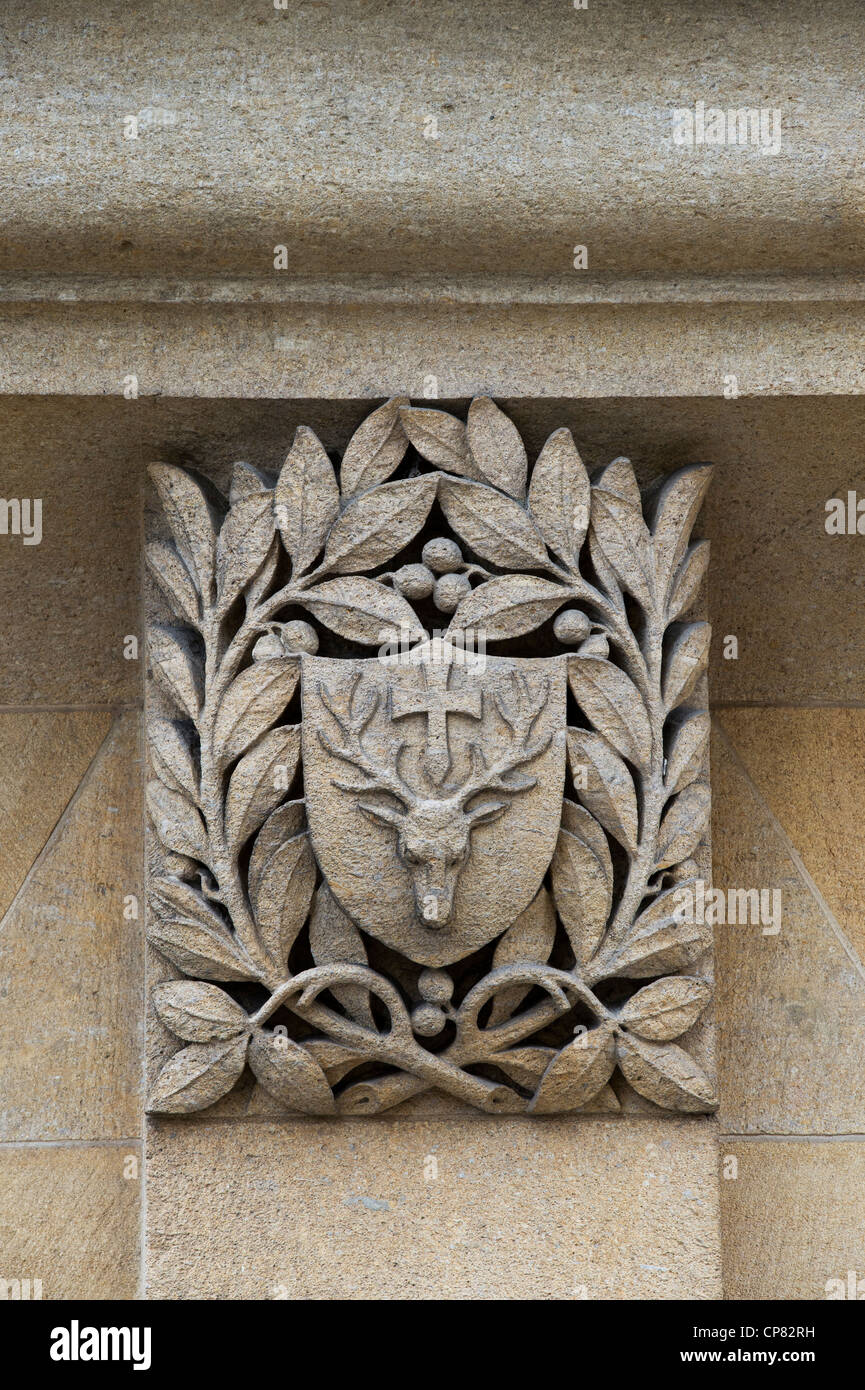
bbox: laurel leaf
[447,573,568,640]
[224,726,301,852]
[663,622,711,712]
[152,981,250,1043]
[321,475,438,573]
[616,1032,717,1112]
[300,576,426,645]
[149,464,219,602]
[601,881,710,979]
[253,831,316,971]
[552,801,613,966]
[274,425,340,576]
[528,1024,616,1114]
[146,540,200,625]
[438,476,551,570]
[229,461,273,506]
[488,888,556,1025]
[590,488,655,610]
[649,464,713,598]
[149,625,202,720]
[566,728,639,852]
[213,658,300,766]
[528,427,591,566]
[568,655,651,773]
[149,717,198,799]
[665,711,710,795]
[148,1036,249,1114]
[248,799,306,901]
[308,884,374,1028]
[493,1046,556,1088]
[618,976,712,1042]
[667,539,710,622]
[656,783,711,869]
[466,396,527,498]
[248,1033,336,1115]
[148,878,257,982]
[146,779,208,862]
[216,493,275,613]
[398,406,478,478]
[340,396,410,495]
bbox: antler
[455,673,552,812]
[318,675,417,807]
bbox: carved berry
[433,572,471,613]
[393,563,435,600]
[422,537,463,574]
[280,620,319,655]
[252,633,285,661]
[553,608,591,644]
[418,968,454,1005]
[411,1003,446,1036]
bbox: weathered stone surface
[144,402,715,1118]
[0,711,110,920]
[718,708,865,967]
[720,1140,865,1301]
[0,1145,140,1301]
[711,721,865,1135]
[0,713,143,1140]
[0,398,142,704]
[146,1115,721,1300]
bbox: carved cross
[391,660,482,784]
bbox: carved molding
[145,397,716,1118]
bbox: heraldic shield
[302,644,567,967]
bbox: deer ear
[466,798,508,825]
[358,799,405,829]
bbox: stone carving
[145,397,716,1117]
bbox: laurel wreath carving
[145,397,716,1117]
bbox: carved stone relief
[145,398,716,1117]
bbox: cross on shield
[301,644,567,967]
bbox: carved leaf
[274,425,340,576]
[568,656,651,773]
[230,461,273,505]
[667,539,710,622]
[602,881,710,979]
[493,1046,556,1088]
[149,463,219,602]
[253,831,316,971]
[616,1033,717,1112]
[438,476,551,570]
[149,625,202,721]
[552,799,613,966]
[566,728,639,852]
[213,658,300,766]
[594,456,642,507]
[528,1023,617,1114]
[656,783,711,869]
[466,396,527,498]
[152,981,250,1042]
[216,493,275,613]
[248,799,306,900]
[650,464,712,598]
[248,1033,336,1115]
[148,877,256,981]
[340,396,410,495]
[398,406,478,478]
[146,540,199,625]
[300,576,426,645]
[590,488,655,611]
[148,1036,249,1114]
[663,622,711,712]
[447,574,568,641]
[146,779,208,863]
[224,726,301,852]
[488,888,557,1025]
[527,427,591,566]
[665,711,710,795]
[618,976,712,1042]
[321,475,438,573]
[149,717,198,799]
[308,884,375,1028]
